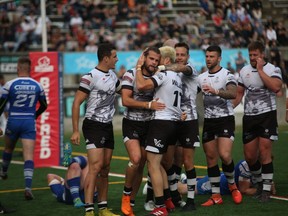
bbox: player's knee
[69,162,81,170]
[100,165,110,178]
[128,161,139,169]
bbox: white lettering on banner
[39,124,51,159]
[35,56,54,72]
[0,63,17,73]
[40,135,51,159]
[40,77,50,104]
[39,77,51,159]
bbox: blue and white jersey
[238,63,282,116]
[79,67,121,123]
[1,77,46,119]
[198,67,237,119]
[234,160,253,185]
[180,63,199,121]
[151,70,183,121]
[197,160,252,195]
[121,68,154,121]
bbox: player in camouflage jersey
[70,43,121,216]
[233,41,282,202]
[198,45,242,207]
[120,47,165,216]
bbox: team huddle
[0,40,282,216]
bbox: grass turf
[0,125,288,215]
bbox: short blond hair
[159,46,176,63]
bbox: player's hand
[256,57,264,71]
[150,98,166,111]
[181,112,187,121]
[136,49,146,69]
[0,128,3,136]
[70,131,80,145]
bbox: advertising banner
[63,49,249,74]
[29,52,63,167]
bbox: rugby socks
[24,160,34,190]
[1,151,12,173]
[186,168,196,204]
[130,199,135,207]
[262,162,273,192]
[172,164,182,182]
[155,196,165,208]
[166,167,178,198]
[85,203,94,212]
[249,160,262,184]
[145,173,154,202]
[98,201,108,210]
[222,160,235,184]
[67,177,81,201]
[123,186,132,196]
[207,165,221,194]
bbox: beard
[143,62,157,75]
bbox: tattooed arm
[202,83,237,99]
[159,64,192,76]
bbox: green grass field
[1,125,288,216]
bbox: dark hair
[18,56,31,66]
[175,42,189,55]
[248,41,265,53]
[143,46,161,57]
[206,45,222,56]
[97,43,116,62]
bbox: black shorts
[202,116,235,143]
[176,120,200,148]
[145,120,178,154]
[122,118,150,147]
[242,110,278,144]
[82,118,115,149]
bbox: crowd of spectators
[0,0,287,55]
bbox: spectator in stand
[33,16,51,45]
[13,14,35,52]
[242,0,252,17]
[85,40,98,52]
[228,7,241,33]
[251,0,263,18]
[235,51,248,73]
[117,0,129,21]
[276,21,288,46]
[0,9,11,44]
[199,0,211,17]
[236,2,245,20]
[212,9,224,35]
[70,11,83,33]
[266,25,277,43]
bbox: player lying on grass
[143,160,276,210]
[47,156,97,208]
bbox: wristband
[158,65,166,71]
[148,101,152,109]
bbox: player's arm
[159,64,192,76]
[70,90,88,145]
[122,88,165,110]
[35,98,48,119]
[202,83,237,99]
[233,84,245,108]
[0,97,8,116]
[135,69,155,91]
[257,58,282,93]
